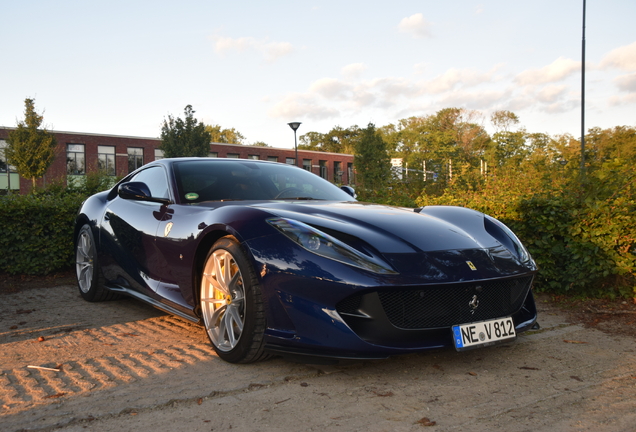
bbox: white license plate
[452,317,516,350]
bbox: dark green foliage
[159,105,212,158]
[354,123,391,194]
[0,171,117,275]
[5,98,57,189]
[416,148,636,299]
[513,194,635,298]
[0,193,84,275]
[69,170,120,197]
[299,126,360,154]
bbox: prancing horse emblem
[469,295,479,314]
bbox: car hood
[250,201,501,254]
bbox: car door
[99,165,171,295]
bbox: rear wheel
[75,224,116,302]
[200,236,269,363]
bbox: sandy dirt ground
[1,285,635,432]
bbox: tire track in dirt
[0,315,215,414]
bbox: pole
[294,130,298,167]
[287,122,302,167]
[581,0,586,176]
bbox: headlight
[267,217,397,274]
[484,215,532,263]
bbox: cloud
[436,88,510,111]
[269,64,510,123]
[543,99,579,114]
[212,35,293,63]
[614,74,636,92]
[608,93,636,106]
[341,63,367,79]
[309,78,352,100]
[267,59,590,127]
[268,93,340,121]
[537,85,567,103]
[413,62,429,75]
[262,41,294,62]
[422,67,499,94]
[398,13,432,39]
[600,41,636,71]
[515,57,580,86]
[362,77,411,99]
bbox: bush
[416,165,636,299]
[0,193,85,275]
[0,171,117,275]
[514,195,636,298]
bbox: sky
[1,0,635,149]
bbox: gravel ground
[1,283,635,432]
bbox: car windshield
[172,159,356,203]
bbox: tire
[200,236,269,363]
[75,224,117,302]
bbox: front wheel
[200,236,269,363]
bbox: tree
[354,123,390,191]
[491,110,519,133]
[5,98,57,190]
[487,110,527,167]
[159,105,211,158]
[205,124,246,144]
[299,126,360,154]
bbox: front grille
[336,276,533,330]
[379,276,532,329]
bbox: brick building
[0,128,355,194]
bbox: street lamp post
[288,122,301,167]
[581,0,586,177]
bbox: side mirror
[340,185,357,199]
[118,182,170,204]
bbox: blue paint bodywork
[75,158,538,360]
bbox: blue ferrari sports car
[74,158,538,363]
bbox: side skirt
[106,285,200,324]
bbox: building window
[319,160,328,179]
[209,152,218,158]
[67,144,86,175]
[334,161,342,183]
[267,156,278,162]
[0,140,7,173]
[0,140,19,191]
[226,153,240,158]
[128,147,144,173]
[0,140,14,174]
[347,163,354,184]
[248,154,259,160]
[302,159,312,171]
[98,146,116,176]
[286,157,295,165]
[155,149,164,160]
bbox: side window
[131,166,169,199]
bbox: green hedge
[2,172,635,299]
[0,193,84,275]
[416,179,636,299]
